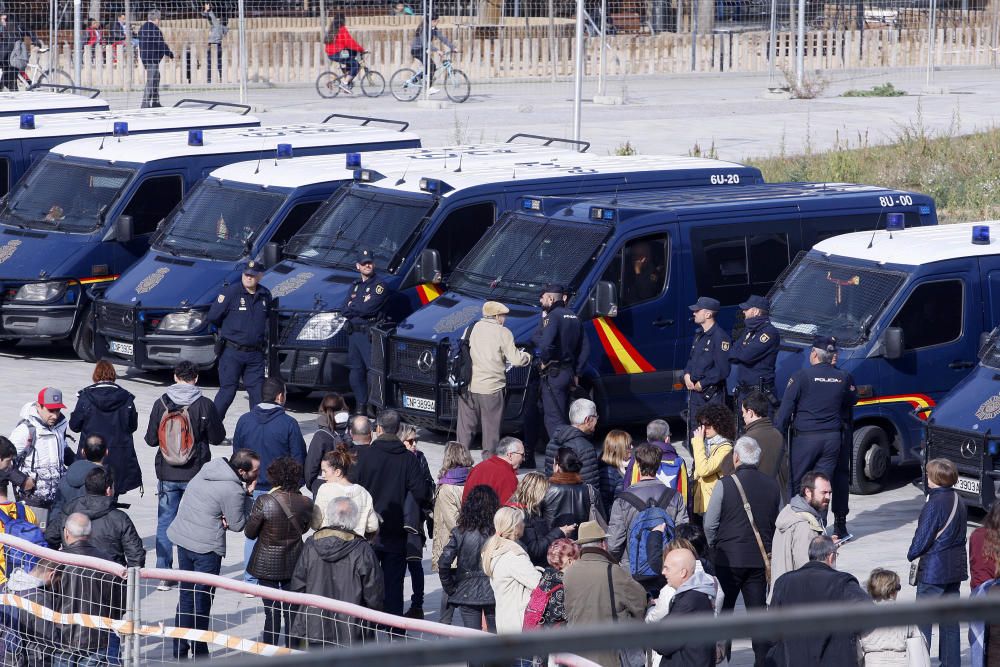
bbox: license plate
[402,394,435,412]
[108,340,133,356]
[956,476,980,494]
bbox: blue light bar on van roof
[353,168,384,183]
[973,225,991,245]
[345,152,361,168]
[919,205,931,215]
[113,122,128,137]
[886,213,905,231]
[276,143,293,160]
[522,198,542,211]
[589,206,615,221]
[19,114,33,130]
[419,177,453,195]
[188,129,203,147]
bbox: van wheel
[850,425,890,495]
[73,305,97,362]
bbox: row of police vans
[6,87,1000,503]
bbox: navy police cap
[357,249,375,264]
[689,296,721,312]
[738,294,770,311]
[541,283,567,296]
[813,335,838,351]
[242,260,266,275]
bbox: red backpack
[156,398,195,466]
[522,582,563,631]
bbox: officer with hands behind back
[208,260,272,421]
[730,294,781,422]
[343,248,389,416]
[536,284,589,439]
[684,296,731,425]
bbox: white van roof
[50,123,419,164]
[0,107,260,141]
[815,221,1000,266]
[0,90,108,115]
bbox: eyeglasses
[511,450,525,458]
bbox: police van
[0,88,108,117]
[260,142,765,392]
[0,103,259,197]
[0,118,420,358]
[369,183,936,435]
[770,222,1000,496]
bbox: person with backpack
[703,436,781,667]
[622,419,689,507]
[144,360,226,588]
[9,387,74,528]
[606,442,688,596]
[0,479,42,586]
[541,448,601,541]
[523,537,580,630]
[303,393,349,496]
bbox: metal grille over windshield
[154,180,284,261]
[284,186,432,271]
[980,329,1000,370]
[769,256,906,346]
[1,157,133,232]
[450,214,611,304]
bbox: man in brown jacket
[741,391,789,503]
[456,301,531,453]
[563,521,648,667]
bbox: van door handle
[948,360,975,370]
[652,318,674,328]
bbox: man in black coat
[350,409,428,616]
[544,398,600,488]
[655,548,717,666]
[767,535,872,666]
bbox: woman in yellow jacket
[691,403,736,515]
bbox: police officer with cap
[207,259,272,420]
[535,283,588,438]
[730,294,781,422]
[684,296,731,420]
[342,248,389,415]
[775,334,857,534]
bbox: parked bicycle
[390,55,469,103]
[315,51,385,98]
[17,46,73,91]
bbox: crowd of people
[0,354,993,665]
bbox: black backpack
[446,323,475,392]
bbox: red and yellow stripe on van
[415,283,442,305]
[593,316,655,375]
[77,275,119,285]
[855,393,935,420]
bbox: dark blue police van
[260,143,765,393]
[0,88,108,117]
[771,222,1000,500]
[0,119,420,359]
[370,183,936,434]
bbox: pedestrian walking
[859,567,929,666]
[342,249,390,415]
[303,393,349,496]
[69,360,141,496]
[740,390,788,502]
[690,403,736,516]
[543,398,600,489]
[437,485,499,631]
[482,506,541,635]
[652,548,718,667]
[456,300,531,453]
[309,444,378,537]
[138,10,173,108]
[207,260,272,420]
[770,471,832,589]
[10,387,73,527]
[730,295,780,420]
[533,284,587,439]
[202,3,227,83]
[464,436,524,504]
[684,296,731,429]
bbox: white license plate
[108,340,133,356]
[956,476,980,494]
[402,394,435,412]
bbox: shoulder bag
[731,474,771,586]
[909,491,959,586]
[270,491,306,538]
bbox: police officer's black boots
[834,516,851,540]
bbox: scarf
[549,471,583,486]
[438,466,470,486]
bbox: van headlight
[297,312,346,341]
[14,281,67,302]
[157,311,206,333]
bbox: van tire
[850,425,890,495]
[73,305,97,363]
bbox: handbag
[908,492,959,586]
[905,632,931,667]
[730,474,771,586]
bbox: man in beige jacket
[769,470,831,601]
[456,301,531,453]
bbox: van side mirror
[262,241,280,269]
[883,327,904,360]
[415,248,442,284]
[114,215,134,243]
[591,281,619,318]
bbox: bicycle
[390,54,470,103]
[315,52,385,98]
[16,46,73,91]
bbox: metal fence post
[795,0,805,87]
[993,0,999,69]
[123,567,140,667]
[238,0,247,105]
[598,0,606,96]
[926,0,937,85]
[767,0,777,85]
[73,0,82,87]
[572,0,584,143]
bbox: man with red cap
[8,388,73,527]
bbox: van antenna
[866,211,886,250]
[98,115,115,151]
[252,135,268,175]
[395,163,408,186]
[512,164,516,180]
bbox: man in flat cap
[342,248,390,416]
[456,301,531,454]
[684,296,731,428]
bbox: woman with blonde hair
[859,568,928,666]
[507,472,573,567]
[598,429,631,515]
[432,442,474,572]
[482,506,542,635]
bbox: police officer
[208,259,272,421]
[535,284,588,439]
[775,335,857,529]
[343,248,389,415]
[730,294,781,424]
[684,296,731,425]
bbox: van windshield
[980,329,1000,370]
[284,185,433,272]
[450,214,612,305]
[770,255,906,346]
[153,180,285,261]
[0,156,134,232]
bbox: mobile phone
[835,533,856,545]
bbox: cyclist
[410,13,454,96]
[324,14,364,94]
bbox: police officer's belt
[225,340,263,353]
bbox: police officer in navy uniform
[684,296,731,424]
[775,334,857,533]
[343,248,389,415]
[536,284,589,438]
[730,294,781,424]
[208,259,272,421]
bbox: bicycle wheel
[34,68,73,90]
[360,70,386,98]
[444,68,470,103]
[390,68,421,102]
[315,71,341,98]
